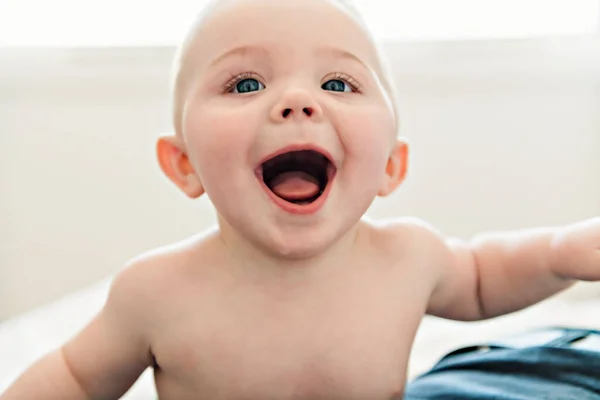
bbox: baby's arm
[0,261,153,400]
[421,217,600,321]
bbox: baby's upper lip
[257,144,336,168]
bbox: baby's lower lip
[255,168,335,215]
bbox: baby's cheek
[184,111,250,169]
[344,109,394,159]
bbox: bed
[1,278,598,399]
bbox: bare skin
[142,221,427,400]
[2,0,598,398]
[4,216,599,400]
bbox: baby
[2,0,599,399]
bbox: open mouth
[259,149,336,206]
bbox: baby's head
[157,0,408,258]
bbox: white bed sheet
[1,278,598,399]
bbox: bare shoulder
[107,229,217,316]
[57,231,219,399]
[364,216,447,251]
[362,217,453,282]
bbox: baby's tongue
[270,171,320,201]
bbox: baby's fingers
[551,217,600,281]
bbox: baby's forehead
[201,0,363,26]
[183,0,378,69]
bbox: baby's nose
[281,107,314,118]
[271,89,323,123]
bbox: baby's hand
[551,217,600,281]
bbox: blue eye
[322,79,352,93]
[232,78,265,94]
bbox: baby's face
[176,0,404,258]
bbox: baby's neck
[215,220,364,285]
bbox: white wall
[1,35,599,320]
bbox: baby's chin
[267,219,363,261]
[268,237,336,260]
[239,223,344,261]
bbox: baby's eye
[321,79,352,93]
[232,78,265,94]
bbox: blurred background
[1,0,599,321]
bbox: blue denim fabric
[405,327,600,400]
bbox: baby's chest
[152,283,422,399]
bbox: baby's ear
[156,134,204,198]
[378,138,409,197]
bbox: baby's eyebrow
[207,45,270,70]
[314,46,370,71]
[206,45,370,72]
